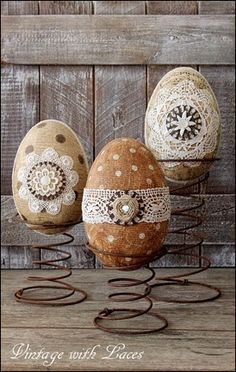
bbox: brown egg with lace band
[145,67,221,183]
[82,138,171,268]
[12,119,89,235]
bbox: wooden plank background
[1,1,235,269]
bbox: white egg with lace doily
[145,67,221,183]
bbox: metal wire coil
[15,220,87,306]
[87,160,221,334]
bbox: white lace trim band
[82,187,171,225]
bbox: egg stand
[14,220,87,306]
[86,159,221,335]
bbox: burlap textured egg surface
[145,67,221,183]
[12,119,88,235]
[82,138,171,268]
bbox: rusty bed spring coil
[14,221,87,306]
[87,159,221,335]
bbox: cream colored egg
[82,138,171,268]
[12,119,88,235]
[145,67,221,183]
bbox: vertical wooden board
[1,65,39,194]
[40,66,93,166]
[146,1,198,14]
[39,1,93,14]
[1,0,40,268]
[199,66,235,194]
[95,65,146,154]
[94,1,146,267]
[39,1,94,269]
[7,247,40,269]
[201,245,235,267]
[199,1,235,14]
[146,0,199,267]
[1,65,39,266]
[1,1,38,15]
[1,247,10,269]
[94,1,145,14]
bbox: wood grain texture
[1,15,234,65]
[95,66,146,154]
[199,1,235,14]
[1,1,38,15]
[146,1,198,14]
[40,66,93,165]
[94,1,145,14]
[1,269,235,371]
[1,0,39,195]
[198,66,235,194]
[201,244,235,267]
[1,65,40,189]
[39,1,93,14]
[198,1,235,194]
[2,194,234,245]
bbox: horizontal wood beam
[1,15,235,65]
[2,194,235,246]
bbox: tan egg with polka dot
[83,138,170,268]
[12,119,88,235]
[145,67,221,183]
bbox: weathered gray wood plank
[201,244,235,267]
[1,2,41,270]
[1,15,234,65]
[1,1,39,15]
[199,1,235,14]
[2,328,234,371]
[200,66,235,193]
[39,1,93,14]
[1,65,40,264]
[146,1,198,14]
[37,0,94,269]
[1,269,234,330]
[40,66,94,166]
[94,1,145,14]
[1,269,235,371]
[94,66,146,154]
[2,194,234,245]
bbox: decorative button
[107,191,145,225]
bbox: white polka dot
[147,250,152,255]
[129,148,136,153]
[97,165,103,172]
[155,223,161,231]
[113,154,120,160]
[125,257,132,262]
[122,138,128,142]
[147,178,153,185]
[131,165,138,172]
[115,170,122,177]
[141,147,148,152]
[99,184,104,189]
[107,235,114,243]
[139,233,145,239]
[149,165,154,170]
